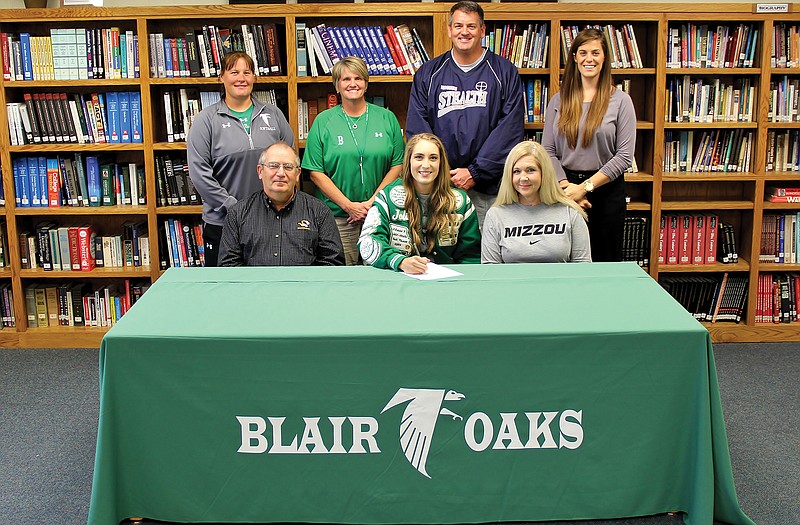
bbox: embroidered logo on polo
[258,113,277,131]
[437,81,489,118]
[297,219,311,230]
[235,387,584,479]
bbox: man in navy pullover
[406,0,525,228]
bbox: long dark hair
[558,29,614,149]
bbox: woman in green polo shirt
[301,56,405,265]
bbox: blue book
[97,93,109,142]
[19,33,34,81]
[327,27,350,65]
[525,80,534,123]
[163,38,173,78]
[130,92,142,143]
[18,157,30,207]
[85,155,102,206]
[27,157,40,207]
[368,26,393,74]
[168,219,180,267]
[37,157,48,207]
[106,91,120,143]
[118,92,131,143]
[12,158,22,207]
[355,27,382,75]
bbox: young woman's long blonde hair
[402,133,459,253]
[495,141,587,220]
[558,28,615,149]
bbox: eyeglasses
[260,162,298,172]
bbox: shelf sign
[754,3,789,12]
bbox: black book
[779,275,791,323]
[44,93,67,143]
[22,94,42,143]
[199,27,216,76]
[94,28,104,79]
[31,93,55,143]
[163,157,180,205]
[254,25,270,76]
[157,223,169,270]
[58,93,79,143]
[60,156,79,206]
[94,234,104,268]
[184,31,202,77]
[35,222,55,271]
[71,93,91,143]
[154,156,168,207]
[69,283,87,326]
[136,166,147,205]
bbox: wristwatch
[583,180,595,193]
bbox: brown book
[264,23,282,75]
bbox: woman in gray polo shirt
[542,28,636,262]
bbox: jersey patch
[389,185,407,208]
[437,82,489,118]
[438,214,463,247]
[389,223,412,253]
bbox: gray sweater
[542,89,636,182]
[187,97,294,226]
[481,202,591,263]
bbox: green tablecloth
[88,263,754,525]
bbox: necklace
[341,105,367,129]
[341,105,370,184]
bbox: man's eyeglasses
[260,162,297,172]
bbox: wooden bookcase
[0,3,798,347]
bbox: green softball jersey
[302,103,404,217]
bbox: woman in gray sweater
[542,28,636,262]
[481,141,591,264]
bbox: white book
[305,27,319,77]
[129,163,139,207]
[163,92,174,142]
[310,26,332,74]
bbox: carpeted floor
[1,342,797,525]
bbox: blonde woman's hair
[402,133,459,253]
[495,140,587,220]
[558,28,614,149]
[332,56,369,91]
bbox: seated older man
[218,142,345,266]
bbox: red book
[385,26,410,75]
[658,215,666,264]
[705,214,718,264]
[326,92,337,109]
[1,33,11,82]
[692,213,705,264]
[77,225,96,271]
[170,38,180,78]
[667,215,679,265]
[768,195,800,203]
[678,214,692,264]
[68,226,81,270]
[46,158,61,207]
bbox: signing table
[88,263,753,525]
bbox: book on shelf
[561,24,643,68]
[756,273,799,324]
[0,283,15,329]
[761,213,800,264]
[159,218,204,269]
[665,76,755,124]
[0,28,138,81]
[299,22,429,77]
[661,272,748,323]
[768,76,800,123]
[7,91,142,145]
[622,215,649,267]
[23,279,149,328]
[666,23,757,69]
[155,154,202,207]
[659,213,721,265]
[771,23,799,69]
[12,155,145,209]
[662,129,753,173]
[523,79,548,123]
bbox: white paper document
[403,263,463,281]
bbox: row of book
[161,89,276,143]
[19,222,150,271]
[524,79,548,124]
[7,91,143,146]
[297,93,353,141]
[560,24,644,69]
[666,23,758,69]
[768,77,800,123]
[0,284,15,328]
[158,218,205,268]
[24,280,149,328]
[662,129,754,173]
[771,23,800,69]
[12,156,145,209]
[660,273,748,323]
[766,130,800,173]
[149,24,283,79]
[2,27,139,81]
[622,215,650,267]
[154,155,202,207]
[298,23,428,77]
[658,214,738,265]
[761,211,800,264]
[485,23,549,69]
[756,273,799,324]
[665,76,755,123]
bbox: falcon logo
[381,388,465,478]
[261,114,272,126]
